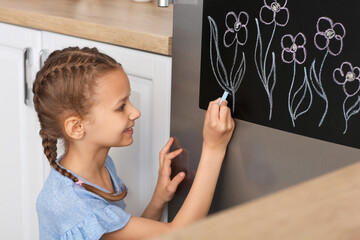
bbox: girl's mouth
[124,127,133,135]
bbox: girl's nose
[129,104,141,120]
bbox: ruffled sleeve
[61,204,131,240]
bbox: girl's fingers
[159,137,175,167]
[207,98,221,110]
[167,172,185,193]
[220,99,228,106]
[163,148,183,170]
[167,148,183,160]
[228,112,235,130]
[209,100,221,124]
[219,101,229,122]
[205,99,218,121]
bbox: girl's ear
[64,116,85,140]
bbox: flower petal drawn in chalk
[314,17,346,56]
[260,0,289,27]
[223,11,249,47]
[281,33,307,65]
[333,62,360,97]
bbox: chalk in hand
[219,91,229,106]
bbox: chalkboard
[199,0,360,149]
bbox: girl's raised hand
[141,137,185,220]
[203,98,235,151]
[153,137,185,204]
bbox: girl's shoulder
[37,155,131,239]
[37,155,123,213]
[36,167,100,216]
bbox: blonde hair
[33,47,127,201]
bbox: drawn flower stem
[309,50,329,127]
[263,24,277,79]
[319,51,329,125]
[230,42,239,81]
[288,62,297,126]
[231,50,246,112]
[254,18,277,120]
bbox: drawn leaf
[268,52,276,97]
[291,80,306,114]
[233,52,246,92]
[208,16,228,92]
[309,60,324,98]
[293,69,313,119]
[254,18,264,84]
[266,56,274,86]
[343,96,360,134]
[345,96,360,120]
[308,59,328,127]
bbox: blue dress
[37,155,131,240]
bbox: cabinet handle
[158,0,174,7]
[40,49,50,68]
[23,48,33,107]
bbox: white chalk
[219,91,229,105]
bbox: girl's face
[84,67,141,148]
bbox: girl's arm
[171,97,235,226]
[102,98,234,239]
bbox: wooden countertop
[0,0,173,55]
[153,161,360,239]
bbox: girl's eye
[117,104,126,112]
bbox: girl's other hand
[203,98,235,151]
[154,137,185,205]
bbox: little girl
[34,47,234,239]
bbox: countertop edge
[0,7,172,56]
[151,161,360,239]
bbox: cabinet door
[0,23,43,240]
[42,32,172,217]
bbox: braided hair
[33,47,127,201]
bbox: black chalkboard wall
[199,0,360,149]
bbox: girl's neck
[60,145,110,182]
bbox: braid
[33,47,126,201]
[40,129,77,182]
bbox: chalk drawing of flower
[333,62,360,97]
[281,33,307,64]
[255,0,289,120]
[208,15,247,113]
[309,16,346,127]
[314,17,346,56]
[281,32,312,127]
[333,62,360,134]
[223,11,249,47]
[259,0,289,27]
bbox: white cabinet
[42,32,172,217]
[0,22,172,239]
[0,23,43,239]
